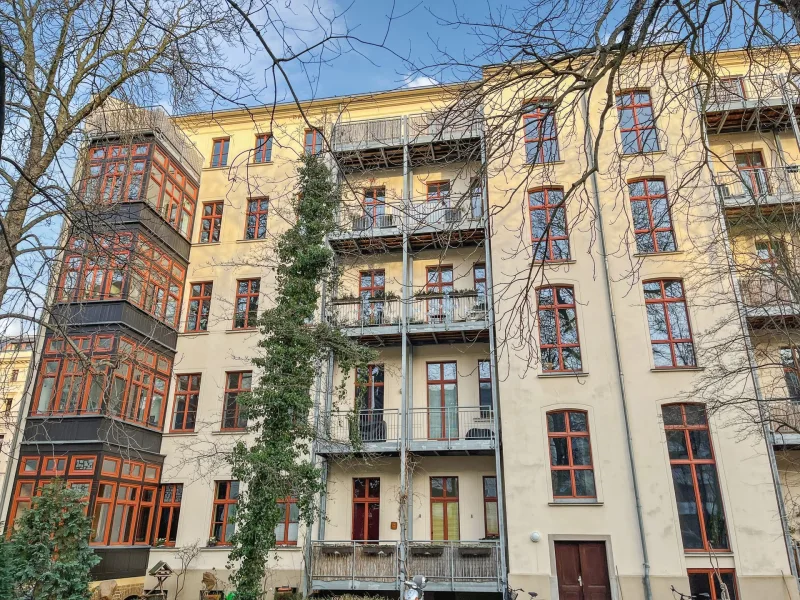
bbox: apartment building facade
[2,47,800,600]
[0,336,34,479]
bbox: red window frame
[108,483,139,545]
[199,201,223,244]
[537,286,582,372]
[121,460,144,481]
[90,481,117,545]
[687,569,739,600]
[304,129,322,155]
[355,364,384,411]
[546,410,596,499]
[363,187,386,219]
[430,476,459,540]
[134,486,157,545]
[222,371,251,431]
[643,279,696,368]
[616,90,659,154]
[8,479,36,533]
[245,198,269,240]
[735,150,769,196]
[210,138,230,168]
[171,373,201,432]
[254,134,273,163]
[425,265,454,322]
[629,179,676,253]
[483,476,499,538]
[426,362,458,440]
[529,187,569,261]
[522,100,559,164]
[186,282,213,332]
[101,456,121,477]
[211,480,239,545]
[352,478,381,542]
[41,456,67,476]
[478,359,492,418]
[426,181,451,206]
[19,456,39,475]
[663,403,729,552]
[69,455,97,475]
[276,497,299,546]
[473,263,486,298]
[234,279,260,329]
[155,483,183,546]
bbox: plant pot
[361,544,396,556]
[458,545,492,557]
[409,544,445,557]
[320,544,354,555]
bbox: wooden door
[555,541,612,600]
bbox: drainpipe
[580,92,653,600]
[479,123,509,591]
[399,116,410,586]
[693,87,800,587]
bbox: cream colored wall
[485,54,797,599]
[0,348,31,479]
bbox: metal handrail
[318,409,401,445]
[406,540,501,586]
[310,540,399,584]
[408,406,494,442]
[714,166,799,202]
[408,293,488,326]
[327,298,401,327]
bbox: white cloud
[405,75,439,89]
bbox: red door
[555,542,612,600]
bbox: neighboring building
[2,47,800,600]
[0,336,34,479]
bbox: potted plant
[154,537,167,548]
[207,536,219,547]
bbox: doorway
[554,541,612,600]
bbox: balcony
[308,540,502,593]
[408,407,495,454]
[700,73,799,133]
[406,540,502,592]
[84,104,203,182]
[331,112,481,172]
[715,167,800,209]
[315,409,402,455]
[328,198,485,253]
[739,274,800,325]
[767,398,800,447]
[327,299,401,345]
[407,293,489,344]
[310,541,399,591]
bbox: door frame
[549,535,619,600]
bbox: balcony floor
[704,100,798,133]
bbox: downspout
[580,92,653,600]
[479,122,509,590]
[692,87,800,586]
[399,115,410,586]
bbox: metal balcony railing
[739,273,797,307]
[407,112,482,141]
[767,398,800,436]
[701,73,792,105]
[406,540,502,588]
[408,293,488,326]
[334,197,483,236]
[714,167,800,204]
[318,409,401,446]
[336,202,404,232]
[409,407,494,442]
[310,540,399,584]
[84,105,203,181]
[332,117,403,151]
[408,197,483,229]
[328,298,400,328]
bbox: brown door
[555,541,612,600]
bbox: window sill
[650,367,705,372]
[204,545,233,550]
[633,251,683,258]
[212,429,248,435]
[538,371,589,378]
[684,551,734,557]
[225,328,258,334]
[251,161,273,166]
[621,150,666,159]
[202,166,229,172]
[548,500,604,506]
[194,242,222,247]
[525,160,565,167]
[535,259,576,266]
[179,330,210,336]
[164,430,197,436]
[236,238,268,244]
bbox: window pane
[431,503,445,540]
[697,464,728,549]
[552,470,572,496]
[574,470,596,497]
[666,430,688,459]
[568,412,587,432]
[550,438,569,466]
[446,502,459,540]
[548,412,566,432]
[571,437,591,465]
[670,465,704,549]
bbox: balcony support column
[479,122,508,592]
[399,116,411,585]
[779,73,800,155]
[695,86,800,587]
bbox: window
[128,237,185,328]
[644,280,696,368]
[523,101,559,164]
[629,179,676,253]
[275,497,299,545]
[186,282,213,332]
[304,129,322,155]
[9,480,35,529]
[529,188,569,261]
[156,484,183,546]
[687,569,738,600]
[352,478,380,541]
[356,365,384,412]
[430,476,459,540]
[90,482,116,544]
[781,348,800,400]
[616,90,659,154]
[755,239,785,271]
[211,481,239,545]
[172,374,201,432]
[223,371,251,431]
[483,476,499,538]
[211,138,230,168]
[363,188,386,223]
[254,134,273,163]
[426,181,451,206]
[474,263,486,304]
[427,362,458,440]
[547,410,596,499]
[478,360,492,418]
[69,456,96,475]
[735,151,768,196]
[200,202,223,244]
[58,234,130,304]
[134,487,157,544]
[234,279,260,329]
[41,456,67,476]
[425,266,454,322]
[10,369,19,382]
[470,178,483,218]
[537,286,582,372]
[662,404,729,551]
[3,398,11,414]
[359,270,385,325]
[245,198,269,240]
